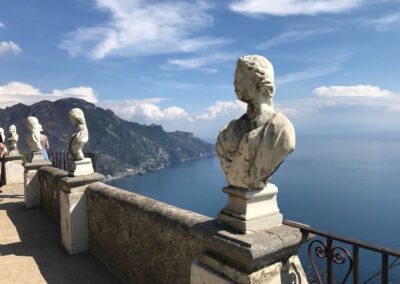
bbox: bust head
[234,55,275,104]
[27,116,40,130]
[9,125,16,135]
[69,108,86,127]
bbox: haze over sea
[108,131,400,280]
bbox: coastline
[104,152,216,182]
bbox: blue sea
[107,132,400,281]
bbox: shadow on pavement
[0,191,121,284]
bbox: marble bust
[8,124,19,155]
[68,108,89,161]
[216,55,295,189]
[26,116,43,152]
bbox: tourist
[0,133,6,191]
[0,128,7,157]
[40,128,50,161]
[0,133,7,158]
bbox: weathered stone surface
[191,260,232,284]
[26,116,43,152]
[69,157,94,177]
[8,124,19,155]
[215,55,296,234]
[38,166,69,222]
[87,182,207,284]
[216,55,295,190]
[60,173,105,192]
[2,155,24,185]
[24,161,52,171]
[218,184,283,233]
[68,108,89,162]
[24,169,40,208]
[60,174,105,255]
[61,185,89,255]
[31,151,44,162]
[86,182,310,283]
[192,254,307,284]
[24,161,52,208]
[194,219,309,274]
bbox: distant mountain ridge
[0,98,214,176]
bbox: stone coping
[39,166,68,177]
[196,219,309,273]
[61,173,105,192]
[222,184,278,200]
[86,182,311,274]
[2,155,23,162]
[24,161,53,170]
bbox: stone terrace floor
[0,183,120,284]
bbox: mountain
[0,98,215,176]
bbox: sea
[107,132,400,282]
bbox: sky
[1,0,400,141]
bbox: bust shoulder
[268,112,296,161]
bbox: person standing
[0,129,7,191]
[0,128,7,157]
[40,127,50,161]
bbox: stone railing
[86,182,207,283]
[33,166,309,284]
[37,166,68,222]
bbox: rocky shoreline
[104,152,215,182]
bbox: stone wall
[86,182,210,284]
[35,169,309,283]
[38,166,69,222]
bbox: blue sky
[1,0,400,140]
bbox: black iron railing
[284,220,400,284]
[24,152,97,172]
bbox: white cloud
[229,0,363,16]
[314,85,393,98]
[0,41,21,56]
[278,84,400,118]
[277,63,342,85]
[163,52,238,73]
[257,28,334,50]
[0,81,97,108]
[276,52,351,85]
[360,13,400,31]
[0,21,5,29]
[308,85,400,110]
[196,100,246,120]
[100,99,190,122]
[274,84,400,132]
[60,0,226,59]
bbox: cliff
[0,98,214,175]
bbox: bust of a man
[216,55,295,189]
[26,116,43,152]
[8,124,19,150]
[68,108,89,161]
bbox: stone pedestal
[60,173,104,255]
[24,161,52,208]
[69,158,94,177]
[218,184,283,234]
[31,151,44,162]
[2,155,25,185]
[191,224,310,284]
[192,254,307,284]
[8,149,20,156]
